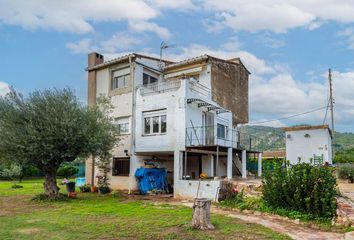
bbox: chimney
[88,52,104,68]
[228,58,240,64]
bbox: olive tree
[0,89,118,199]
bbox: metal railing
[185,125,263,152]
[139,80,181,95]
[189,81,211,97]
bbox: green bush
[57,164,79,178]
[338,165,354,182]
[262,163,337,219]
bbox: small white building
[284,125,333,165]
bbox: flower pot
[66,182,76,192]
[90,186,98,192]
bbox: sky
[0,0,354,132]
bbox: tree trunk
[43,171,60,199]
[192,198,215,230]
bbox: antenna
[159,41,177,69]
[159,41,169,69]
[328,68,335,157]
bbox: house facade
[85,52,262,199]
[284,125,333,165]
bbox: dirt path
[170,201,345,240]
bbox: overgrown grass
[0,179,290,240]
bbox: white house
[284,125,333,165]
[85,52,263,200]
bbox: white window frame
[143,110,167,135]
[115,117,130,135]
[111,68,130,90]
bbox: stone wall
[210,59,249,126]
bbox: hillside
[239,125,354,152]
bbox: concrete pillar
[227,147,233,179]
[258,153,263,177]
[242,150,247,179]
[210,155,214,177]
[174,150,182,183]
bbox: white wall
[285,129,332,164]
[174,180,221,200]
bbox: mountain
[238,125,354,152]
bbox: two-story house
[85,52,263,199]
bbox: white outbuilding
[284,125,333,165]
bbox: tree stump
[192,198,215,230]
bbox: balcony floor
[186,145,262,154]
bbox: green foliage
[0,88,118,197]
[0,163,22,181]
[334,148,354,163]
[32,193,69,202]
[57,164,79,178]
[338,165,354,181]
[79,184,91,193]
[262,163,337,218]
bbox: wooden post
[192,198,215,230]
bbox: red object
[68,192,77,198]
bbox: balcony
[185,125,263,152]
[139,80,181,96]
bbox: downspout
[128,55,135,194]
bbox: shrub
[57,164,79,178]
[79,184,91,193]
[338,165,354,182]
[262,163,337,219]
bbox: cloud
[259,35,286,48]
[101,33,142,53]
[66,38,96,54]
[147,0,196,10]
[0,81,10,97]
[0,0,158,34]
[202,0,354,33]
[128,21,171,40]
[338,27,354,49]
[66,33,142,54]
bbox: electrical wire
[246,106,329,125]
[323,97,331,125]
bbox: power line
[246,106,328,125]
[323,97,330,125]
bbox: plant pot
[66,182,76,192]
[98,186,111,194]
[90,186,98,192]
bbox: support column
[227,148,233,179]
[174,150,182,183]
[216,146,219,177]
[210,155,214,177]
[258,153,263,177]
[242,150,247,179]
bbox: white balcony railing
[139,80,181,96]
[189,80,211,97]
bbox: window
[143,73,158,85]
[217,124,228,139]
[111,68,130,90]
[112,158,130,176]
[143,110,167,135]
[115,117,130,134]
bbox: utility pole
[328,68,335,157]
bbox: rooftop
[86,52,250,74]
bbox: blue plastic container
[75,177,86,187]
[135,168,167,194]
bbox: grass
[0,178,290,240]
